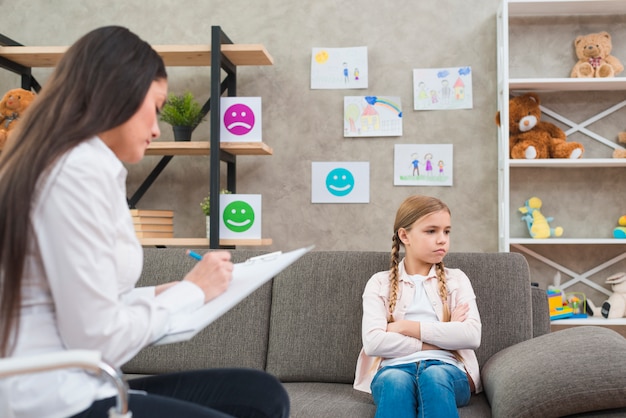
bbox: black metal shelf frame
[0,26,239,249]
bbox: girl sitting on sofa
[353,195,482,418]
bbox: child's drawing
[311,47,368,90]
[413,66,472,110]
[344,96,402,137]
[394,144,453,186]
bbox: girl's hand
[386,319,421,339]
[451,302,469,322]
[183,250,233,303]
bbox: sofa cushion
[482,326,626,418]
[266,251,389,383]
[123,249,272,374]
[444,252,534,368]
[265,251,535,383]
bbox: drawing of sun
[315,50,329,64]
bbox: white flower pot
[205,216,210,239]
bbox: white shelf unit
[497,0,626,327]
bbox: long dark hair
[0,26,167,356]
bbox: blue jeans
[370,360,471,418]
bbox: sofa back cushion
[266,251,534,383]
[122,249,271,374]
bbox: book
[153,245,314,345]
[132,217,174,225]
[133,224,174,232]
[129,209,174,218]
[134,231,174,238]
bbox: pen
[187,250,202,261]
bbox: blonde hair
[388,195,451,322]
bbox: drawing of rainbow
[365,96,402,117]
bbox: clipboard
[153,245,314,345]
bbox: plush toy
[0,88,37,149]
[496,93,584,159]
[598,272,626,319]
[614,215,626,238]
[571,31,624,78]
[613,132,626,158]
[519,196,563,239]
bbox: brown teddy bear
[0,88,37,149]
[614,132,626,158]
[570,31,624,78]
[496,92,584,159]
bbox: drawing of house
[360,104,380,132]
[454,77,465,100]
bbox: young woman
[0,26,289,418]
[353,195,481,418]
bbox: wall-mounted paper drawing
[311,47,368,90]
[311,162,369,203]
[413,66,472,111]
[394,144,453,186]
[344,96,402,137]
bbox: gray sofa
[122,249,626,417]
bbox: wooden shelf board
[144,141,273,156]
[0,44,274,68]
[139,238,273,247]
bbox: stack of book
[130,209,174,239]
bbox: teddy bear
[495,92,584,159]
[570,31,624,78]
[0,88,37,149]
[598,272,626,319]
[613,132,626,158]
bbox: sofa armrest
[531,285,550,338]
[482,326,626,418]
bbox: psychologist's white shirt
[0,137,205,418]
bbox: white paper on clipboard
[153,245,314,345]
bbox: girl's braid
[436,262,451,322]
[387,233,401,322]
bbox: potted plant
[201,189,231,238]
[160,91,204,141]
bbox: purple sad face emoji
[224,103,255,136]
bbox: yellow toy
[519,197,563,239]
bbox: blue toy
[614,215,626,238]
[519,197,563,239]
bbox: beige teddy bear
[570,31,624,78]
[614,132,626,158]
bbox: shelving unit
[0,27,274,248]
[497,0,626,329]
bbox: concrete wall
[1,1,624,303]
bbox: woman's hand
[155,281,178,296]
[451,302,469,322]
[184,250,233,303]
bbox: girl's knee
[372,367,414,393]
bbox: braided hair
[387,195,451,322]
